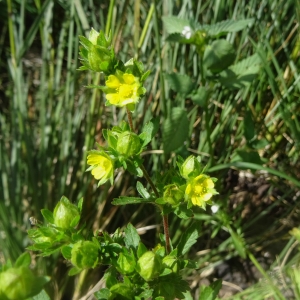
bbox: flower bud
[116,131,141,157]
[53,197,80,229]
[180,155,202,179]
[71,241,99,269]
[163,184,184,206]
[136,251,162,281]
[0,266,47,299]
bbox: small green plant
[1,14,264,300]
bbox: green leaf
[41,209,54,224]
[162,16,193,34]
[203,40,235,73]
[137,242,148,258]
[199,18,254,37]
[124,223,140,250]
[244,110,256,143]
[136,181,151,199]
[218,54,261,89]
[110,283,133,299]
[232,149,262,165]
[15,252,31,268]
[190,87,209,107]
[112,196,153,205]
[139,117,160,147]
[68,267,81,276]
[163,108,189,153]
[198,279,222,300]
[32,289,51,300]
[77,197,83,213]
[177,222,201,256]
[94,288,111,300]
[164,73,196,96]
[61,245,72,260]
[174,205,194,219]
[228,227,247,259]
[70,215,80,227]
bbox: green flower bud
[136,251,162,281]
[71,241,99,269]
[163,184,184,206]
[0,267,47,300]
[116,131,141,157]
[180,155,202,179]
[53,196,80,229]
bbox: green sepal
[137,242,148,258]
[14,252,31,268]
[136,181,151,199]
[41,209,54,224]
[61,245,72,260]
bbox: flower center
[119,84,134,98]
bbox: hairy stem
[126,108,171,253]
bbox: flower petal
[106,75,121,88]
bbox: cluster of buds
[158,156,218,210]
[0,253,49,299]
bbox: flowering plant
[1,14,259,298]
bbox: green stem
[105,0,115,36]
[125,108,170,253]
[6,0,16,67]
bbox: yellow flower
[185,174,218,209]
[105,72,145,109]
[87,152,114,185]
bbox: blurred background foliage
[0,0,300,298]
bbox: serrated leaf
[94,288,111,300]
[162,16,193,34]
[124,223,140,250]
[190,87,209,107]
[198,18,254,37]
[112,196,153,205]
[15,252,31,268]
[163,108,189,153]
[198,279,222,300]
[177,223,201,256]
[136,181,151,199]
[61,245,72,260]
[174,205,194,219]
[166,33,187,43]
[203,40,235,73]
[41,209,54,224]
[164,73,196,96]
[139,118,159,147]
[218,54,261,89]
[137,242,148,258]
